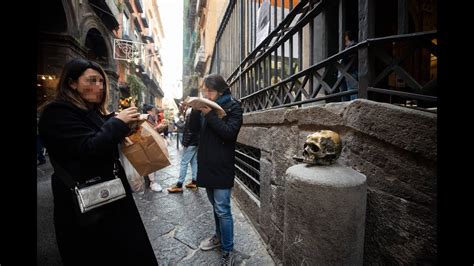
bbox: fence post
[358,0,374,99]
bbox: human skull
[302,130,342,165]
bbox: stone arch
[62,0,80,36]
[80,16,120,111]
[80,16,115,69]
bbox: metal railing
[235,143,261,199]
[210,0,438,113]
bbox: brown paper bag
[121,120,171,176]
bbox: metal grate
[235,143,261,198]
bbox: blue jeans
[206,188,233,252]
[178,146,198,184]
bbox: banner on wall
[256,0,270,48]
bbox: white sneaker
[150,183,163,192]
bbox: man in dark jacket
[340,30,358,101]
[191,74,243,266]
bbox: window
[122,13,129,36]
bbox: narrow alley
[37,136,275,265]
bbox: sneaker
[167,185,183,193]
[200,235,221,251]
[184,181,197,189]
[150,182,163,192]
[220,250,235,266]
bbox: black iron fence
[210,0,438,113]
[235,143,261,199]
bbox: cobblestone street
[37,137,275,265]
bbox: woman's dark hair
[203,74,230,95]
[142,104,155,113]
[49,58,109,114]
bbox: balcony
[194,45,206,74]
[134,0,143,13]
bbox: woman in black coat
[190,74,243,265]
[38,58,157,265]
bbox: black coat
[181,111,199,147]
[39,100,157,266]
[191,96,243,188]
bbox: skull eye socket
[309,143,320,152]
[304,143,320,153]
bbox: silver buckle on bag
[100,189,110,198]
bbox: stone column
[283,162,367,265]
[106,70,119,112]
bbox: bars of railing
[210,0,437,113]
[235,143,261,199]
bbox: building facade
[182,0,228,98]
[182,0,199,98]
[38,0,165,112]
[118,0,165,109]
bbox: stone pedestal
[283,162,367,265]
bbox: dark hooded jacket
[189,94,243,188]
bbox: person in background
[167,106,199,193]
[142,104,164,192]
[174,115,186,146]
[340,30,358,101]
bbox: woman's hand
[116,107,140,124]
[198,106,212,115]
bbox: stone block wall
[234,99,437,264]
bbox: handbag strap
[49,158,79,189]
[50,158,120,190]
